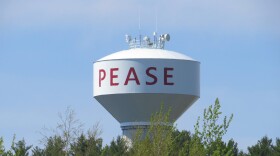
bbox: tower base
[121,122,150,140]
[120,122,172,141]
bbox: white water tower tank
[93,34,200,139]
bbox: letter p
[99,69,106,87]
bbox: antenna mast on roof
[125,3,170,49]
[125,33,170,49]
[153,5,158,46]
[138,7,142,47]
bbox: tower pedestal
[121,122,150,140]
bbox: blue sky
[0,0,279,151]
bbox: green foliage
[1,135,33,156]
[132,106,174,156]
[10,137,32,156]
[70,133,103,156]
[194,98,234,155]
[44,136,65,156]
[189,136,206,156]
[70,134,87,155]
[0,137,5,155]
[247,136,280,156]
[225,139,239,156]
[101,136,129,156]
[171,130,192,155]
[1,101,279,156]
[100,145,110,156]
[39,107,83,155]
[238,151,248,156]
[56,106,84,155]
[272,138,280,155]
[31,146,45,156]
[1,135,16,156]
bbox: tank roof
[97,48,196,62]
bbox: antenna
[155,0,159,34]
[138,7,141,34]
[155,6,158,33]
[125,2,170,49]
[154,1,158,48]
[125,33,170,49]
[138,6,141,47]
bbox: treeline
[0,99,279,156]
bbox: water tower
[93,33,200,139]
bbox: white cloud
[0,0,279,34]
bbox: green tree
[194,98,233,156]
[189,136,206,156]
[247,136,274,156]
[102,136,129,156]
[0,137,5,155]
[84,134,102,156]
[238,151,248,156]
[56,106,83,155]
[40,106,83,156]
[70,132,102,156]
[70,122,103,156]
[44,136,65,156]
[84,124,103,156]
[101,145,110,156]
[70,134,87,155]
[272,138,280,155]
[224,139,239,156]
[170,130,192,156]
[32,146,45,156]
[132,106,174,156]
[11,139,32,156]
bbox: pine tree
[272,138,280,155]
[32,146,45,156]
[248,136,274,156]
[11,139,32,156]
[44,136,65,156]
[0,137,5,155]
